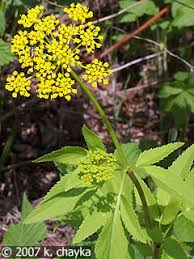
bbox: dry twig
[112,52,163,73]
[99,6,170,58]
[134,36,194,71]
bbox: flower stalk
[70,68,153,230]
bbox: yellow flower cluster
[37,72,77,100]
[82,59,112,88]
[64,3,93,24]
[6,71,31,98]
[6,3,112,100]
[78,149,116,186]
[18,5,44,28]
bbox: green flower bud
[78,149,116,186]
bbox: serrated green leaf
[144,166,194,208]
[3,194,47,246]
[174,215,194,242]
[120,196,150,243]
[24,187,87,223]
[163,237,188,259]
[136,142,184,167]
[41,169,81,204]
[95,214,129,259]
[34,146,87,164]
[73,212,109,244]
[82,125,105,151]
[0,39,16,66]
[169,144,194,179]
[3,223,47,246]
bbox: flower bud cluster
[78,149,116,186]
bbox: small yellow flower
[82,59,112,87]
[64,3,93,24]
[18,5,44,28]
[79,149,116,186]
[6,71,31,98]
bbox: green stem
[70,69,126,166]
[153,243,161,259]
[70,69,153,229]
[129,171,152,229]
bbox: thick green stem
[70,69,153,229]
